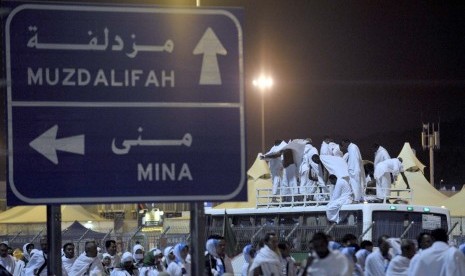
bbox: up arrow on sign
[193,27,227,85]
[29,125,85,165]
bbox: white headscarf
[173,243,187,263]
[243,244,253,263]
[206,239,219,258]
[132,244,144,262]
[22,243,32,261]
[121,252,133,263]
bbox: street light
[253,76,273,153]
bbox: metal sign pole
[47,205,62,276]
[190,202,205,276]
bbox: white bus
[205,202,451,255]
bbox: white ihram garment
[408,241,465,276]
[346,143,366,201]
[374,146,390,166]
[374,158,403,199]
[299,144,319,194]
[326,178,353,223]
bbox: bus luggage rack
[255,188,330,208]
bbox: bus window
[279,215,299,226]
[303,212,325,226]
[372,211,448,240]
[232,215,253,227]
[257,215,278,226]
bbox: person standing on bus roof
[281,148,299,202]
[374,158,410,202]
[341,139,366,202]
[326,174,353,224]
[299,139,319,200]
[408,228,465,276]
[261,140,286,202]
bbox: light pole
[253,76,273,153]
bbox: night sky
[235,1,465,187]
[1,1,464,188]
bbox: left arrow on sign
[29,125,85,165]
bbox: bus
[205,199,451,255]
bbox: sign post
[4,3,245,205]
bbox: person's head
[340,139,351,151]
[85,240,98,258]
[206,238,219,258]
[0,242,8,258]
[282,149,294,167]
[263,232,279,251]
[105,240,117,256]
[310,232,329,258]
[400,239,416,259]
[25,243,34,255]
[360,240,374,252]
[342,233,358,247]
[328,174,337,185]
[311,154,320,164]
[242,244,255,263]
[62,242,75,259]
[417,232,433,250]
[278,241,291,257]
[173,243,189,262]
[133,244,144,262]
[13,248,23,261]
[102,253,112,266]
[151,249,163,265]
[323,136,331,144]
[164,246,175,262]
[142,250,156,267]
[121,252,134,271]
[431,228,448,243]
[40,236,48,254]
[208,234,226,257]
[377,235,390,256]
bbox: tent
[440,188,465,217]
[394,143,448,206]
[397,142,426,173]
[214,154,272,209]
[247,153,271,180]
[62,220,107,241]
[0,205,104,223]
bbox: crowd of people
[242,228,465,276]
[261,137,410,223]
[0,228,464,275]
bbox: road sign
[3,2,245,204]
